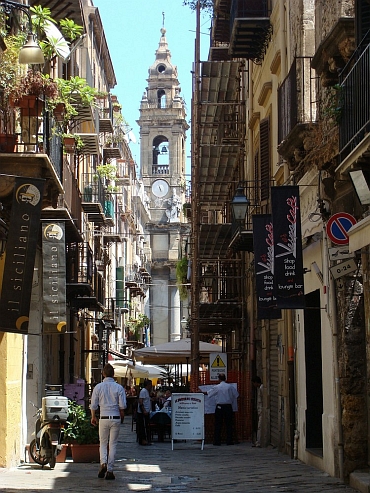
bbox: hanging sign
[252,214,281,320]
[42,222,67,333]
[0,177,45,334]
[271,186,305,309]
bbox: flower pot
[71,443,100,463]
[63,136,75,153]
[53,103,66,122]
[17,95,36,109]
[0,134,17,153]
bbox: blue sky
[92,0,211,172]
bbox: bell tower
[138,26,189,345]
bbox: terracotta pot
[53,103,65,122]
[0,134,17,152]
[71,443,100,463]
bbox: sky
[92,0,211,173]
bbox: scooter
[29,396,69,468]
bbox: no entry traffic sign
[326,212,357,245]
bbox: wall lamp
[0,0,44,64]
[348,168,370,206]
[231,186,250,226]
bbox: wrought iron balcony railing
[340,42,370,160]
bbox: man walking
[136,379,152,445]
[91,363,126,480]
[203,373,239,446]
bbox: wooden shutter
[260,118,270,202]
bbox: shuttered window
[260,118,270,202]
[356,0,370,46]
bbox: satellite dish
[43,20,70,60]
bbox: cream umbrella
[133,338,222,365]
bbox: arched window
[152,136,169,174]
[157,89,166,108]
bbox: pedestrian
[90,363,127,480]
[202,373,239,446]
[252,375,263,447]
[136,379,153,445]
[163,389,172,408]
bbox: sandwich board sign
[171,393,204,450]
[209,352,227,381]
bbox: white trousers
[98,418,121,471]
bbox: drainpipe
[323,228,344,480]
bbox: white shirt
[137,387,151,413]
[207,381,239,405]
[90,377,127,415]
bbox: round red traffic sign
[326,212,357,245]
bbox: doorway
[304,289,323,451]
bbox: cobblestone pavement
[0,420,358,493]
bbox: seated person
[163,390,172,408]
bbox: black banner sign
[271,186,305,309]
[0,177,45,334]
[252,214,281,320]
[42,222,66,333]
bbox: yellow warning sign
[211,354,226,368]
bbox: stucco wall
[0,332,23,468]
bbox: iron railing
[278,57,317,146]
[230,0,270,19]
[339,42,370,159]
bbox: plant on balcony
[62,133,84,152]
[48,76,99,130]
[9,70,58,107]
[176,255,189,300]
[96,163,117,180]
[126,314,150,341]
[0,34,25,133]
[30,5,83,61]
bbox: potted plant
[63,400,100,463]
[176,256,189,300]
[62,133,84,153]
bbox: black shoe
[105,471,115,480]
[213,442,221,446]
[98,463,107,478]
[226,442,234,445]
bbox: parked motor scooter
[29,396,69,468]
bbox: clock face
[152,179,169,198]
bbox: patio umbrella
[112,361,164,380]
[133,338,222,365]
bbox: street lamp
[348,168,370,206]
[231,186,249,226]
[1,0,44,64]
[181,317,188,338]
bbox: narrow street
[0,421,358,493]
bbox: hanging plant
[176,256,189,300]
[126,314,150,340]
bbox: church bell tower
[138,26,189,345]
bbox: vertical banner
[252,214,281,320]
[42,222,67,333]
[0,177,45,334]
[271,186,305,309]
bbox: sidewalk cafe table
[150,410,171,442]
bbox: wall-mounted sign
[209,353,227,381]
[326,213,357,245]
[330,259,358,279]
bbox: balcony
[198,260,243,335]
[0,103,63,206]
[41,160,83,243]
[103,140,123,160]
[339,42,370,162]
[81,173,106,223]
[277,57,318,169]
[66,242,104,311]
[229,0,272,61]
